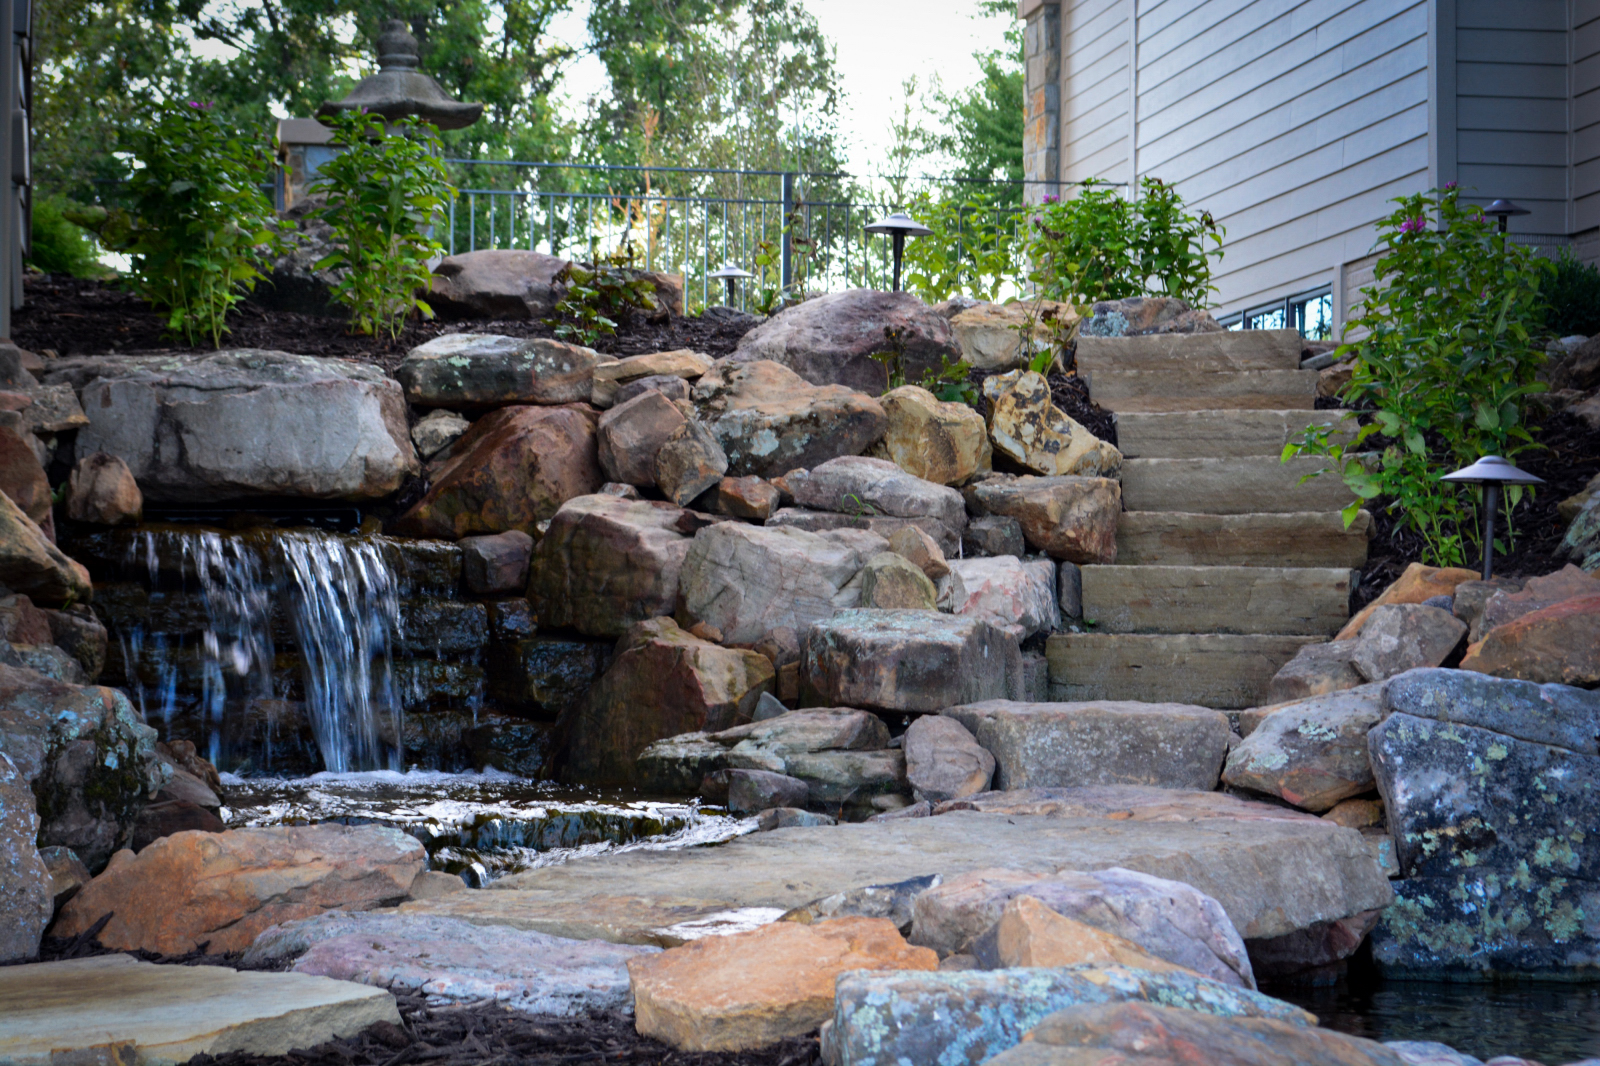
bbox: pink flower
[1043,194,1059,204]
[1399,216,1427,235]
[1444,181,1457,189]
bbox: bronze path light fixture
[707,265,754,307]
[1441,456,1545,579]
[1482,199,1530,234]
[864,212,932,293]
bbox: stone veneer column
[1020,0,1061,205]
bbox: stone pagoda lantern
[276,19,483,210]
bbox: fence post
[781,171,795,292]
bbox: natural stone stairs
[1047,329,1365,708]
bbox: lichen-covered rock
[530,495,696,638]
[858,551,938,610]
[1222,686,1383,812]
[731,289,960,394]
[397,333,615,407]
[0,750,52,963]
[983,370,1123,477]
[967,475,1121,563]
[803,610,1021,712]
[877,385,991,486]
[692,360,887,478]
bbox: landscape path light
[707,265,754,307]
[864,212,932,293]
[1440,455,1545,579]
[1482,198,1530,234]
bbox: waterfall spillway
[121,528,407,773]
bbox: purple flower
[185,100,213,110]
[1399,216,1427,235]
[1444,181,1457,189]
[1043,194,1059,204]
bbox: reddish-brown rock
[627,916,937,1051]
[394,405,602,538]
[984,895,1190,974]
[696,476,782,521]
[655,421,729,506]
[596,390,687,487]
[1336,562,1479,640]
[1474,563,1600,638]
[65,452,143,526]
[52,824,426,954]
[968,475,1121,563]
[0,424,53,540]
[1459,593,1600,686]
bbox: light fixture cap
[1482,198,1532,218]
[1440,455,1545,485]
[707,265,754,280]
[864,212,933,237]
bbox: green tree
[932,0,1023,203]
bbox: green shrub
[1285,185,1554,568]
[902,189,1020,303]
[1542,247,1600,337]
[30,195,107,278]
[313,111,453,340]
[546,247,660,347]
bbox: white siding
[1059,0,1133,188]
[1574,0,1600,232]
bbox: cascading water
[120,528,408,773]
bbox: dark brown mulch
[13,275,754,372]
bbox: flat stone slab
[1075,329,1303,373]
[1120,456,1354,514]
[0,955,398,1065]
[1113,409,1357,459]
[1082,369,1318,413]
[1080,565,1352,636]
[404,809,1393,944]
[1116,511,1372,569]
[1047,633,1324,709]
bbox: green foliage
[1026,178,1223,307]
[74,101,276,348]
[312,112,453,340]
[902,189,1021,303]
[930,0,1024,205]
[1542,247,1600,337]
[1285,186,1555,568]
[919,354,980,406]
[547,248,660,347]
[29,195,107,278]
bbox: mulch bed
[13,274,753,372]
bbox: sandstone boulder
[876,385,990,485]
[1473,563,1600,637]
[942,700,1230,792]
[427,248,570,319]
[695,475,782,521]
[786,456,967,543]
[731,289,960,394]
[560,618,773,786]
[903,714,994,804]
[655,421,729,506]
[0,492,93,606]
[0,425,54,538]
[887,525,949,580]
[591,349,714,407]
[53,824,426,954]
[975,895,1202,975]
[1081,296,1223,336]
[803,610,1020,712]
[967,475,1121,563]
[679,522,887,645]
[984,370,1123,477]
[1336,563,1479,640]
[65,452,142,526]
[1459,593,1600,686]
[461,530,534,595]
[858,551,938,610]
[1348,604,1466,682]
[0,750,52,962]
[48,351,418,502]
[1266,639,1364,703]
[948,556,1059,638]
[949,300,1073,371]
[711,709,905,810]
[693,359,887,478]
[765,507,962,557]
[963,514,1027,558]
[1222,686,1383,811]
[531,495,696,638]
[596,390,686,486]
[628,917,938,1051]
[397,333,614,407]
[616,374,691,406]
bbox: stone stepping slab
[1114,409,1358,459]
[1120,456,1355,514]
[0,954,397,1064]
[1116,511,1372,569]
[1080,565,1353,637]
[1076,328,1303,373]
[1080,369,1318,413]
[1046,633,1324,709]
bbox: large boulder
[592,349,714,407]
[967,475,1121,563]
[0,491,93,606]
[1368,668,1600,977]
[396,333,615,407]
[0,750,52,962]
[942,700,1231,792]
[949,300,1072,371]
[560,618,774,786]
[1335,563,1479,640]
[693,359,887,478]
[393,405,602,538]
[596,390,686,486]
[1222,686,1383,811]
[426,248,571,318]
[47,351,418,502]
[628,917,938,1051]
[802,609,1021,712]
[731,289,961,394]
[983,370,1123,477]
[0,663,166,872]
[1268,605,1466,702]
[530,495,698,638]
[1459,593,1600,686]
[876,385,991,486]
[0,424,54,539]
[785,456,967,544]
[53,824,426,955]
[678,522,887,645]
[948,556,1059,638]
[1471,563,1600,637]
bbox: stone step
[1116,511,1372,568]
[1046,633,1325,709]
[1083,369,1318,413]
[1076,328,1303,373]
[1120,456,1355,514]
[1080,565,1352,636]
[1114,409,1358,459]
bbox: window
[1219,287,1332,339]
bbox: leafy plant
[1542,247,1600,337]
[68,101,276,347]
[901,189,1020,303]
[30,194,109,278]
[919,353,979,406]
[1025,177,1222,307]
[313,111,453,340]
[547,246,659,347]
[1285,185,1555,567]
